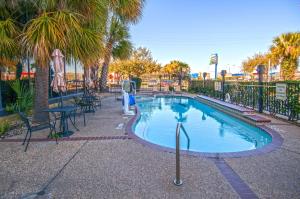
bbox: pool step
[244,115,271,123]
[196,95,271,125]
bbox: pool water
[133,96,272,153]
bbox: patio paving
[0,94,300,198]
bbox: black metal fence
[0,79,85,108]
[189,80,300,121]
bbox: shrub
[131,77,142,91]
[0,120,10,136]
[5,80,33,113]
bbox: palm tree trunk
[91,65,99,91]
[33,66,49,123]
[100,40,113,92]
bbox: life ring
[225,93,231,102]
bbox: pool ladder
[174,122,190,186]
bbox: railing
[174,122,190,186]
[189,80,300,121]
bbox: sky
[130,0,300,74]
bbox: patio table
[44,105,77,137]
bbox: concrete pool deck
[0,94,300,198]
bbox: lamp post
[257,65,265,113]
[221,70,227,101]
[202,72,207,87]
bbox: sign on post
[275,83,287,101]
[214,82,222,91]
[210,54,218,65]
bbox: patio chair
[89,91,102,109]
[71,97,87,126]
[18,112,58,152]
[81,95,97,113]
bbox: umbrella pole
[60,91,63,107]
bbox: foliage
[6,80,33,113]
[99,0,145,90]
[131,77,142,90]
[241,32,300,80]
[242,53,270,74]
[270,32,300,80]
[110,47,160,78]
[162,60,190,82]
[189,80,300,121]
[0,18,19,68]
[0,120,10,135]
[0,0,111,121]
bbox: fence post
[203,72,207,87]
[0,81,4,115]
[257,65,265,113]
[221,70,227,101]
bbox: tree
[242,53,269,74]
[0,18,19,71]
[100,18,132,91]
[1,0,106,122]
[270,32,300,80]
[110,47,160,79]
[99,0,145,91]
[163,60,190,89]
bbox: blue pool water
[134,96,272,153]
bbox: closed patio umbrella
[51,49,66,105]
[85,68,94,89]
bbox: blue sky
[130,0,300,74]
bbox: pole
[27,56,30,86]
[257,65,264,113]
[215,63,218,80]
[25,1,31,87]
[215,54,218,80]
[174,123,183,186]
[0,81,4,115]
[268,59,271,82]
[221,70,227,101]
[74,59,78,93]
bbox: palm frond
[0,18,20,65]
[21,12,66,66]
[110,0,145,23]
[112,39,132,59]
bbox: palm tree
[0,18,20,113]
[99,0,144,91]
[270,32,300,80]
[163,61,190,90]
[99,18,132,91]
[21,1,106,122]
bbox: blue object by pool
[129,94,135,105]
[134,96,272,153]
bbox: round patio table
[44,105,77,137]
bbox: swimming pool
[133,96,272,153]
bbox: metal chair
[18,112,58,152]
[71,97,87,126]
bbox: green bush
[5,80,33,113]
[0,120,10,136]
[131,77,142,90]
[0,79,30,107]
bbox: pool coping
[125,95,283,158]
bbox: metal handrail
[173,122,190,186]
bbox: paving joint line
[20,140,89,199]
[281,147,300,156]
[211,157,258,199]
[0,135,130,143]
